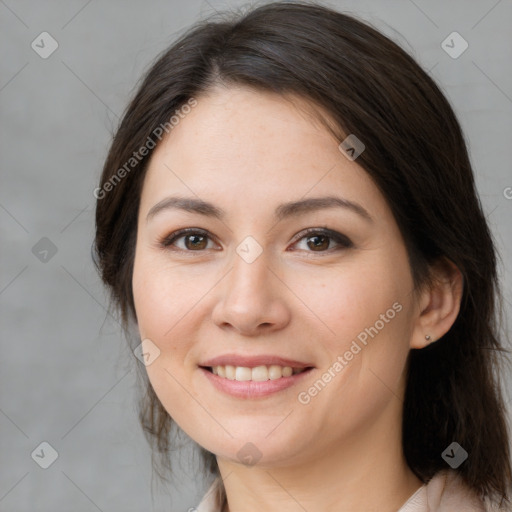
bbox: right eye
[159,228,219,252]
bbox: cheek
[132,250,211,345]
[292,252,413,400]
[291,291,408,438]
[131,253,197,392]
[132,255,206,432]
[290,254,408,347]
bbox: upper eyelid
[291,227,350,241]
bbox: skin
[132,84,463,512]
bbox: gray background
[1,0,511,511]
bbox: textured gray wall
[1,1,511,511]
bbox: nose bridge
[226,245,275,309]
[211,242,290,334]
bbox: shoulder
[399,469,503,512]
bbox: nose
[211,250,291,336]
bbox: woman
[93,2,511,511]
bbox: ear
[410,257,464,349]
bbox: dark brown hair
[93,1,511,508]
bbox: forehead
[157,85,337,161]
[140,86,389,223]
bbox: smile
[199,365,314,399]
[208,364,307,381]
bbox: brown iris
[306,234,329,251]
[185,234,208,250]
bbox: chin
[206,428,310,469]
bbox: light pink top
[195,470,497,511]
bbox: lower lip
[199,367,314,399]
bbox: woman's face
[132,85,421,468]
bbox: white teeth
[235,366,252,381]
[251,365,269,381]
[210,364,306,381]
[225,365,236,380]
[268,365,282,380]
[282,366,293,377]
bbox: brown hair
[93,1,511,507]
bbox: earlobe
[410,258,464,349]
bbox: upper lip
[200,354,314,369]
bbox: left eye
[291,229,353,252]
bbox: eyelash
[158,227,353,255]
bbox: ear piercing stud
[425,335,432,341]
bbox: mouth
[198,362,315,399]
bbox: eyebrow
[146,195,373,223]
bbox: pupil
[307,235,328,251]
[186,235,206,250]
